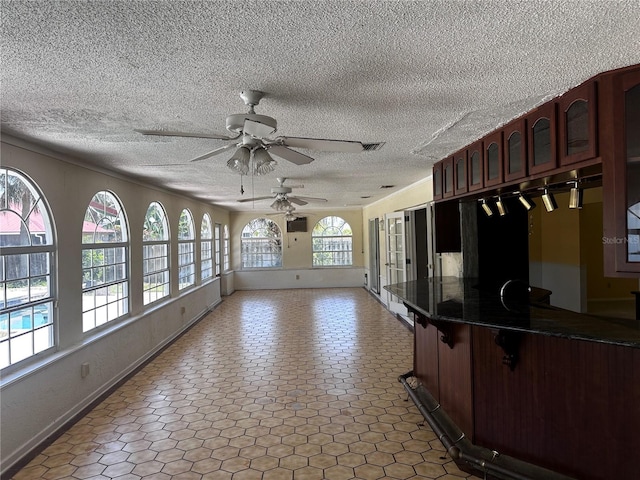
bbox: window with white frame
[82,191,129,332]
[240,218,282,269]
[312,216,353,266]
[0,167,55,369]
[143,202,170,305]
[223,224,230,271]
[201,213,213,281]
[178,209,195,290]
[214,223,221,276]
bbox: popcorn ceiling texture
[2,1,639,210]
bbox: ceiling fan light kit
[226,146,251,175]
[136,89,382,177]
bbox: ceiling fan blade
[294,196,328,203]
[237,196,274,203]
[276,136,379,153]
[190,144,237,162]
[288,197,308,206]
[135,129,238,140]
[266,145,314,165]
[244,119,277,138]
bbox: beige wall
[361,177,433,274]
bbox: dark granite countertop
[384,277,640,349]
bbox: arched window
[0,168,55,368]
[82,191,129,332]
[312,216,353,266]
[143,202,170,305]
[201,213,213,281]
[178,209,195,290]
[223,224,230,271]
[241,218,282,269]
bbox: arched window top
[0,168,54,247]
[178,209,195,240]
[312,216,353,267]
[143,202,169,241]
[201,213,212,239]
[242,218,282,238]
[241,218,282,269]
[313,216,352,236]
[83,191,128,244]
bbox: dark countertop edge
[385,281,640,349]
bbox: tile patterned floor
[13,288,472,480]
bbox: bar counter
[384,277,640,480]
[385,277,640,348]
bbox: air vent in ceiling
[380,185,395,189]
[363,142,385,151]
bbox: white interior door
[385,212,408,316]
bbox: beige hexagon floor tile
[9,289,474,480]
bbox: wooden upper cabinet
[483,131,503,187]
[558,81,598,166]
[433,160,443,200]
[527,103,558,175]
[603,67,640,275]
[467,140,484,192]
[454,149,468,195]
[443,156,455,198]
[503,118,527,182]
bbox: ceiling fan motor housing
[226,113,277,134]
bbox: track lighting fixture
[542,187,558,212]
[569,181,583,209]
[517,192,536,211]
[480,198,494,217]
[496,196,508,216]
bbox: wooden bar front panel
[472,326,640,480]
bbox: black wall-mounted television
[286,217,307,232]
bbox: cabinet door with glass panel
[433,160,443,201]
[613,70,640,273]
[559,81,598,166]
[503,118,527,182]
[527,103,558,175]
[467,140,484,192]
[483,131,503,187]
[443,156,454,199]
[454,149,468,196]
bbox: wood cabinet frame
[443,156,455,198]
[503,118,527,182]
[558,81,598,166]
[527,102,558,175]
[467,140,484,192]
[433,161,443,201]
[602,68,640,275]
[483,131,503,187]
[454,149,468,196]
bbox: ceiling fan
[268,205,305,222]
[238,177,327,210]
[135,90,385,175]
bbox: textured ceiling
[2,1,640,213]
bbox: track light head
[542,187,558,212]
[517,192,536,211]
